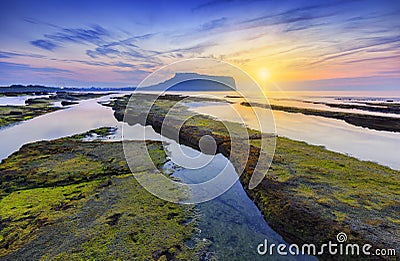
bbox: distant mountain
[140,73,236,91]
[0,84,136,93]
[0,85,59,93]
[0,73,235,93]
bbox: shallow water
[0,95,50,106]
[170,151,311,260]
[172,90,400,117]
[268,98,400,118]
[188,101,400,170]
[0,98,119,160]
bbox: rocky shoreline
[0,128,204,260]
[0,92,110,128]
[105,93,399,259]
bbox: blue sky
[0,0,399,90]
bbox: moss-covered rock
[0,130,203,260]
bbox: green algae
[0,104,61,128]
[0,180,102,256]
[0,129,202,260]
[0,92,110,129]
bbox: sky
[0,0,399,91]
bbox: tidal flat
[0,128,204,260]
[241,101,400,133]
[0,104,60,129]
[0,92,109,128]
[106,93,400,258]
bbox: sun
[258,68,271,81]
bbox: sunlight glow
[258,68,271,82]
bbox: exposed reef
[0,92,110,128]
[0,129,204,260]
[242,101,400,133]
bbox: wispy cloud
[44,25,110,45]
[0,50,45,59]
[85,44,161,62]
[199,17,228,31]
[0,61,72,73]
[344,54,400,64]
[28,24,111,53]
[239,4,336,31]
[0,51,23,58]
[23,17,60,29]
[309,34,400,66]
[4,0,399,87]
[192,0,234,12]
[30,40,59,51]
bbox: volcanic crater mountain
[140,73,236,91]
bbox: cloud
[0,50,45,59]
[85,46,157,60]
[113,62,137,68]
[81,32,163,63]
[192,0,234,12]
[30,40,59,51]
[86,47,120,58]
[23,17,60,29]
[199,17,228,31]
[0,51,21,58]
[375,69,400,76]
[344,54,400,64]
[29,24,112,53]
[309,34,400,66]
[44,25,110,45]
[0,61,72,73]
[241,9,335,30]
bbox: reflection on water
[268,98,400,118]
[0,95,50,106]
[0,99,119,160]
[170,148,311,260]
[189,102,400,170]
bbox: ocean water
[183,91,400,170]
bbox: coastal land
[271,98,400,114]
[0,91,398,259]
[0,92,109,128]
[105,93,399,258]
[0,128,204,260]
[241,101,400,133]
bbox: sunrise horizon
[1,0,399,91]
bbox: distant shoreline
[0,84,136,94]
[241,101,400,133]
